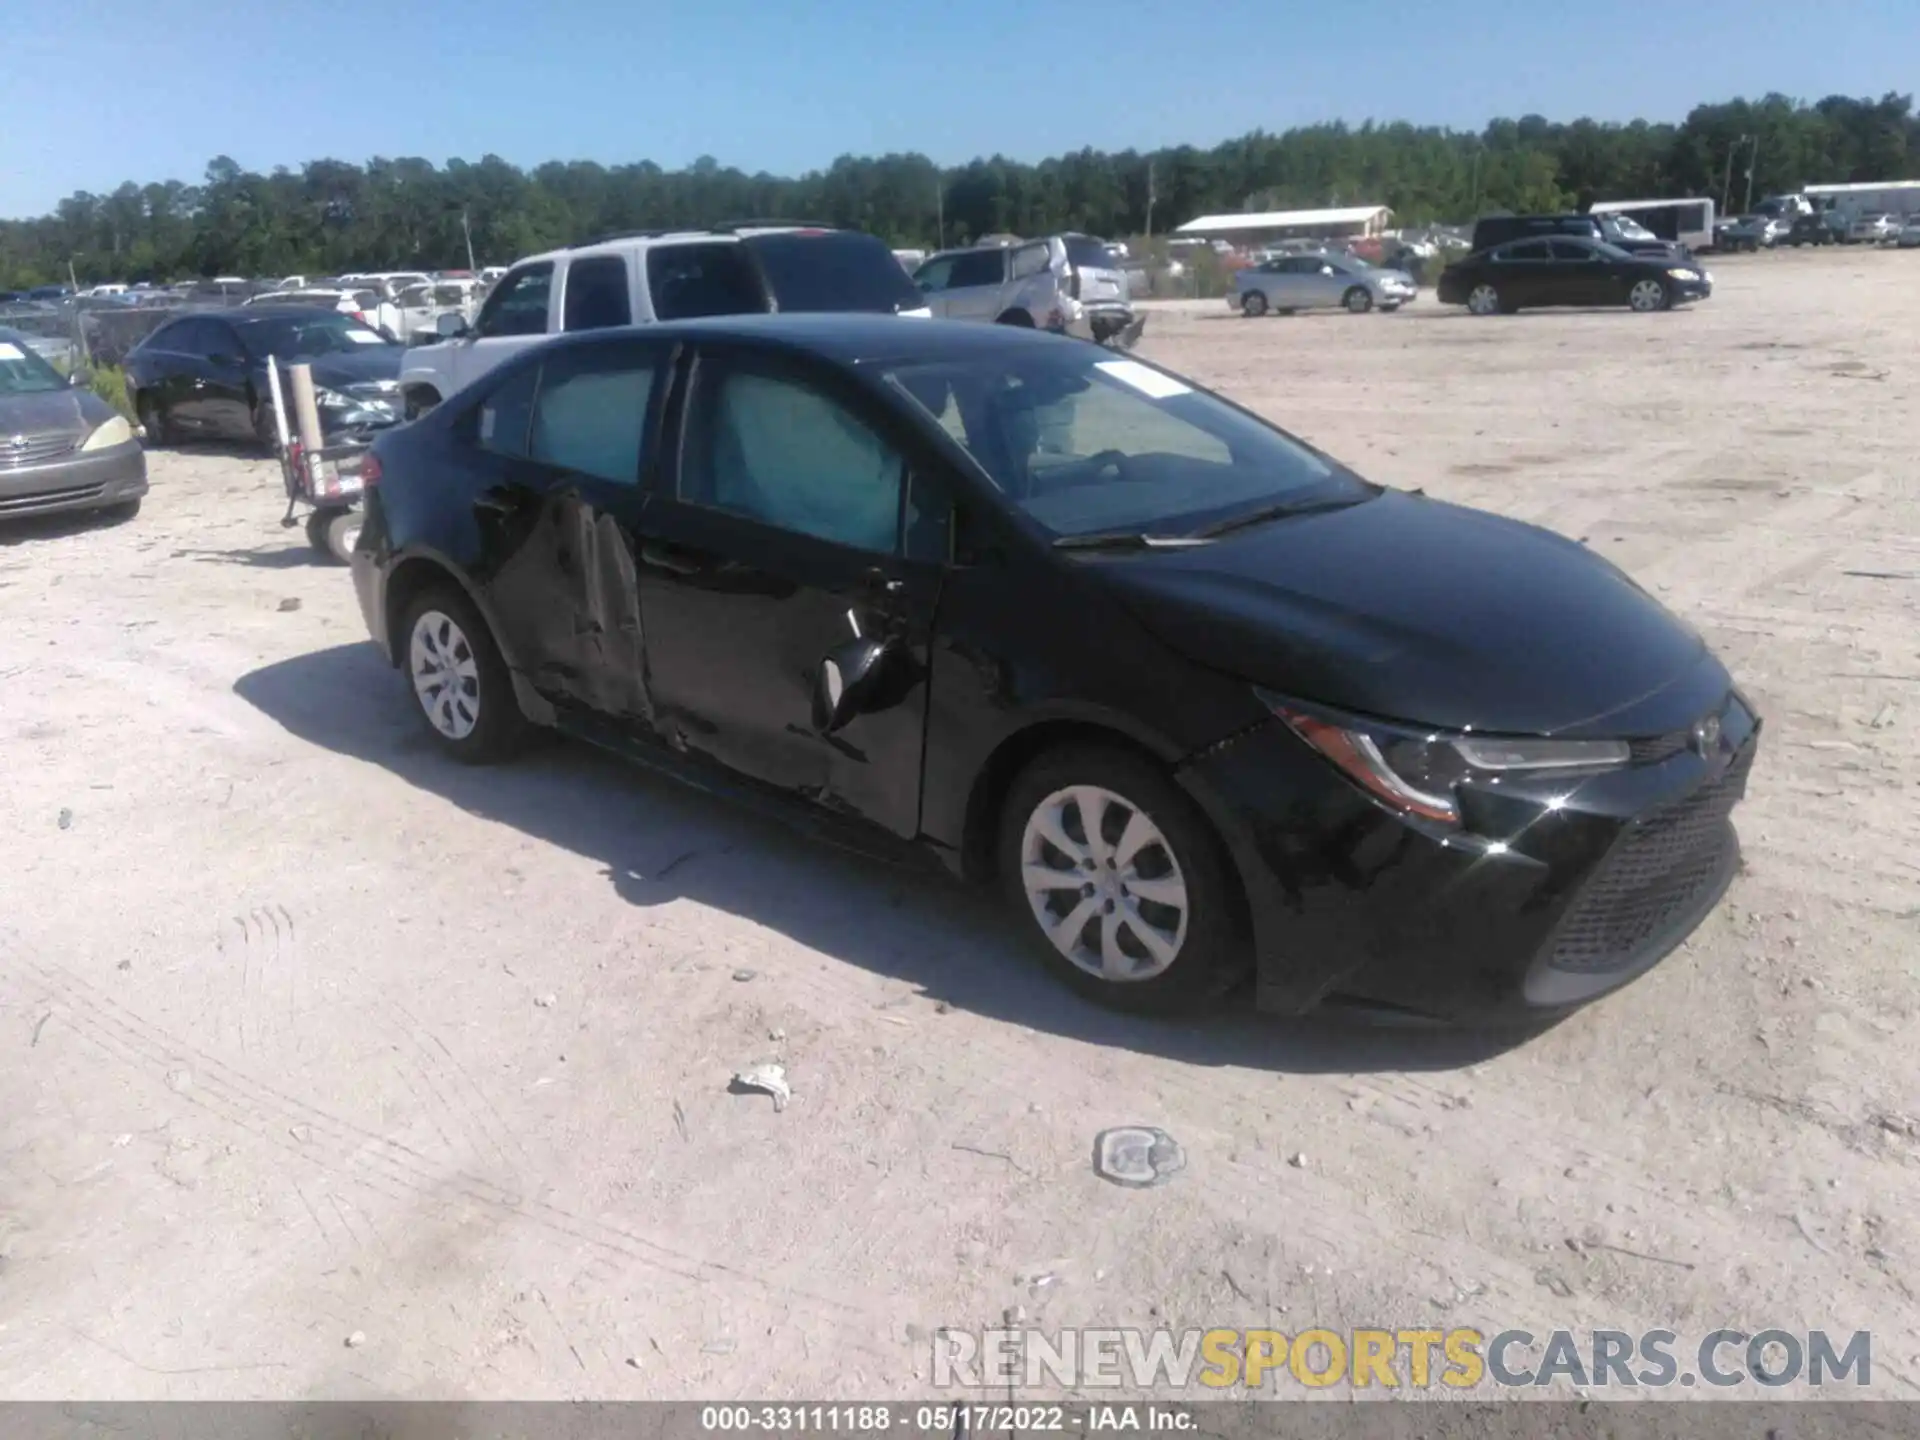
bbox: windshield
[0,334,67,394]
[744,231,924,314]
[1063,235,1119,270]
[233,312,392,357]
[887,350,1371,540]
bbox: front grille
[1629,731,1690,764]
[0,433,80,467]
[0,482,104,513]
[1545,745,1752,974]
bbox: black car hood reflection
[1095,490,1709,735]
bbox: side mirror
[435,312,469,338]
[811,636,888,735]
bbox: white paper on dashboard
[1095,359,1191,399]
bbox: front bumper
[0,439,148,520]
[1671,276,1714,304]
[349,494,390,661]
[1178,691,1760,1025]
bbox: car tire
[1466,282,1503,316]
[403,387,441,421]
[997,745,1248,1014]
[1628,278,1670,313]
[1343,286,1373,313]
[397,585,528,765]
[305,509,361,565]
[136,393,172,447]
[252,400,281,454]
[1240,291,1269,318]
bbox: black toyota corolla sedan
[125,306,404,450]
[349,315,1758,1025]
[1438,236,1713,315]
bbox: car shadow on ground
[170,543,328,569]
[0,506,138,546]
[234,642,1543,1076]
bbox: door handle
[639,541,702,575]
[473,487,529,517]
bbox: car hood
[0,386,110,438]
[269,346,404,389]
[1094,491,1715,736]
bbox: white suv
[399,225,931,415]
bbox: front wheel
[1343,286,1373,313]
[1466,282,1503,316]
[398,586,528,764]
[1240,290,1269,318]
[402,387,441,421]
[997,746,1247,1014]
[1628,278,1670,313]
[306,508,361,565]
[136,393,173,447]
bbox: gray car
[913,234,1145,347]
[0,328,147,523]
[1231,253,1418,317]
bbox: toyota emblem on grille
[1691,713,1722,755]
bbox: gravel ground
[1,246,1916,1401]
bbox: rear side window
[478,365,540,456]
[745,231,925,314]
[1062,236,1115,270]
[1500,241,1552,261]
[647,243,765,320]
[528,345,657,484]
[562,255,632,332]
[472,263,553,338]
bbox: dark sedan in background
[0,327,147,523]
[1439,236,1713,315]
[124,306,405,451]
[349,315,1757,1027]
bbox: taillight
[350,310,366,324]
[358,452,382,487]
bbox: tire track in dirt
[2,953,901,1363]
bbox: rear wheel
[402,387,441,421]
[305,509,361,564]
[1628,278,1670,313]
[1466,282,1503,316]
[1240,291,1269,318]
[994,309,1035,327]
[997,746,1247,1014]
[1343,286,1373,313]
[398,585,528,764]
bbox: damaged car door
[633,347,946,838]
[467,338,668,724]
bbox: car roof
[535,312,1094,368]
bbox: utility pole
[460,208,476,273]
[1723,136,1746,215]
[1743,135,1760,215]
[1145,160,1156,240]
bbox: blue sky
[4,0,1913,218]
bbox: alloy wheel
[1345,287,1373,313]
[1019,785,1190,982]
[1467,284,1500,316]
[1629,279,1667,312]
[1241,291,1268,317]
[409,609,482,740]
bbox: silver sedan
[0,327,147,524]
[1231,254,1418,317]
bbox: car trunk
[1062,235,1130,306]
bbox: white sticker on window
[1095,359,1191,399]
[0,342,24,361]
[344,329,387,344]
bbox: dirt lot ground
[2,246,1917,1402]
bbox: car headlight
[1260,692,1629,826]
[81,415,133,450]
[1667,268,1700,281]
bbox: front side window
[646,243,764,321]
[887,352,1367,541]
[680,361,903,555]
[561,255,632,332]
[528,346,657,484]
[1548,240,1596,261]
[473,264,553,338]
[1499,241,1553,262]
[914,256,957,293]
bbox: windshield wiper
[1187,495,1361,540]
[1051,530,1213,552]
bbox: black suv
[1470,214,1685,260]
